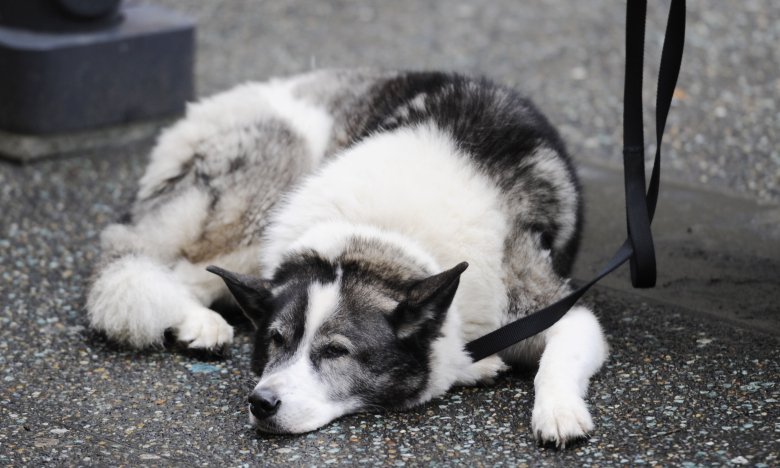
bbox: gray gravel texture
[153,0,780,204]
[573,163,780,336]
[2,0,780,466]
[0,139,778,465]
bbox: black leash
[466,0,686,362]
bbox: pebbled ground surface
[1,0,779,466]
[155,0,780,204]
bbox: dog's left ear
[390,262,469,338]
[206,265,272,329]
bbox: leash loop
[623,0,654,288]
[465,0,686,362]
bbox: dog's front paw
[455,355,508,386]
[175,308,234,350]
[531,391,594,448]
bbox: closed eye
[321,343,350,360]
[270,330,286,347]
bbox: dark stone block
[0,3,194,135]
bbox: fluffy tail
[87,254,204,348]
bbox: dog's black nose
[248,389,281,419]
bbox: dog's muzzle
[248,388,281,420]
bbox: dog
[87,69,608,447]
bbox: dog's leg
[87,222,266,351]
[169,248,266,348]
[87,176,239,350]
[88,74,346,349]
[88,251,234,350]
[530,305,608,447]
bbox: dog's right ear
[390,262,469,339]
[206,265,272,329]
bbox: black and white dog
[87,69,607,446]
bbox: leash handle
[465,0,686,362]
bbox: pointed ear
[390,262,469,338]
[206,265,272,329]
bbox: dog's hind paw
[175,308,234,350]
[531,391,594,448]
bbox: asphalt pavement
[1,1,778,466]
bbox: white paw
[175,309,234,350]
[472,355,509,384]
[531,391,594,448]
[456,355,508,386]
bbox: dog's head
[207,253,468,434]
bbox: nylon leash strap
[466,0,686,362]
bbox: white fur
[138,77,333,201]
[304,279,341,340]
[172,245,264,305]
[531,306,608,446]
[408,93,428,112]
[101,188,211,262]
[417,300,508,403]
[87,255,232,348]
